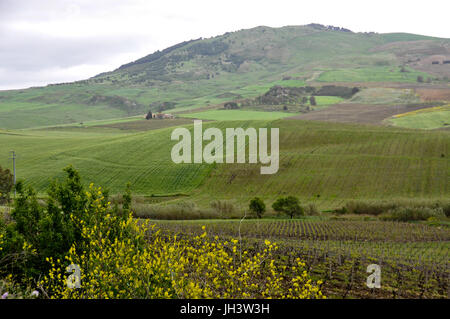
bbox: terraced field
[2,119,447,210]
[192,119,449,208]
[317,66,432,83]
[0,126,212,195]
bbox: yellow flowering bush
[40,186,325,299]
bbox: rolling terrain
[0,119,447,210]
[1,24,449,130]
[1,24,449,300]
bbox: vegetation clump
[0,166,13,205]
[249,197,266,219]
[0,167,324,299]
[272,196,304,219]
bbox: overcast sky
[0,0,448,90]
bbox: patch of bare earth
[415,88,450,101]
[95,118,194,131]
[285,103,438,125]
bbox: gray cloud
[0,0,159,89]
[0,29,151,71]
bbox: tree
[3,165,130,278]
[249,197,266,219]
[146,110,153,120]
[272,196,304,219]
[309,96,317,106]
[417,76,424,83]
[0,165,14,204]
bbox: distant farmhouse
[154,113,175,119]
[146,110,175,120]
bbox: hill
[1,24,449,129]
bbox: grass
[0,26,446,130]
[317,66,432,83]
[314,96,344,106]
[388,105,450,129]
[1,119,448,210]
[0,125,213,195]
[179,110,293,121]
[190,119,449,208]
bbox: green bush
[0,166,14,205]
[334,199,450,217]
[303,203,320,216]
[272,196,304,219]
[133,202,220,220]
[0,166,128,279]
[249,197,266,219]
[381,207,445,222]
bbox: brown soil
[95,118,194,131]
[415,88,450,101]
[285,103,437,124]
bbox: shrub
[334,199,450,217]
[381,207,445,222]
[3,168,326,299]
[0,166,129,279]
[303,203,320,216]
[249,197,266,219]
[272,196,304,219]
[40,202,324,299]
[0,275,38,299]
[133,202,220,220]
[0,166,14,205]
[210,200,237,218]
[344,201,391,216]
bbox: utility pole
[10,150,16,197]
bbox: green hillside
[1,120,448,208]
[1,24,448,129]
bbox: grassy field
[179,110,293,121]
[388,105,450,129]
[1,119,448,209]
[317,66,432,83]
[314,96,345,106]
